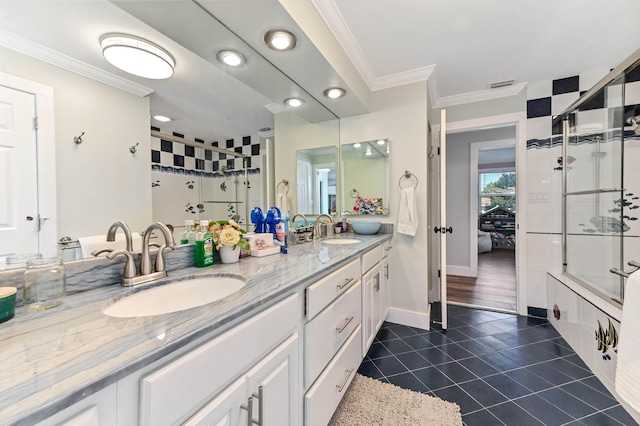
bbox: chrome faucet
[107,222,175,287]
[106,221,134,252]
[140,222,175,276]
[290,213,308,229]
[315,214,334,238]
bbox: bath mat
[328,374,462,426]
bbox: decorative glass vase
[219,245,240,264]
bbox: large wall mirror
[341,139,390,215]
[0,0,349,267]
[295,146,338,215]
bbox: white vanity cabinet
[303,258,362,426]
[382,240,392,321]
[361,244,389,355]
[34,384,117,426]
[137,294,299,426]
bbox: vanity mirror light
[341,139,390,215]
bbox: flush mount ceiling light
[323,87,346,99]
[376,139,386,145]
[152,115,173,122]
[353,143,361,148]
[216,50,246,67]
[101,34,175,79]
[285,98,304,108]
[264,29,297,51]
[365,146,373,156]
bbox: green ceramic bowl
[0,287,17,324]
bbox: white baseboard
[446,266,475,277]
[386,306,430,331]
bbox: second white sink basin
[321,238,362,245]
[103,275,246,318]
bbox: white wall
[340,81,430,328]
[0,46,152,241]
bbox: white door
[0,86,39,257]
[296,160,312,213]
[437,109,448,329]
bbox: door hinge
[437,147,441,155]
[33,116,38,130]
[438,269,441,278]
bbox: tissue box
[246,233,280,257]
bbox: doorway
[445,126,518,312]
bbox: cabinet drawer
[306,258,360,320]
[305,280,361,388]
[139,294,298,426]
[304,326,361,426]
[362,245,383,274]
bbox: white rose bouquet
[209,220,250,251]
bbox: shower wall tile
[626,81,640,106]
[579,68,610,91]
[527,79,552,100]
[553,75,580,95]
[527,270,548,309]
[552,92,580,115]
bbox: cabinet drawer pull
[336,277,354,290]
[336,316,354,333]
[374,273,380,291]
[240,396,255,426]
[385,264,389,279]
[336,368,354,393]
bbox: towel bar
[610,260,640,278]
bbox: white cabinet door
[382,255,390,320]
[372,263,383,335]
[34,385,117,426]
[246,334,299,426]
[183,377,246,426]
[362,263,382,354]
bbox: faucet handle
[106,250,137,279]
[154,244,175,273]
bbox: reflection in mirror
[0,0,348,267]
[295,147,337,215]
[341,139,390,215]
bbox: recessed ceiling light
[152,115,173,122]
[216,50,246,67]
[100,34,175,79]
[285,98,304,108]
[323,87,346,99]
[353,143,361,148]
[376,139,386,145]
[264,29,297,51]
[365,147,372,156]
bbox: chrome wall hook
[129,142,140,154]
[73,132,85,144]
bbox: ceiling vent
[490,80,515,89]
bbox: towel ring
[399,170,418,189]
[350,188,360,198]
[277,179,289,195]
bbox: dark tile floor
[358,305,638,426]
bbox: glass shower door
[564,74,626,303]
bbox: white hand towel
[276,192,289,217]
[615,272,640,412]
[79,232,142,258]
[397,187,418,236]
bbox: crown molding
[371,64,436,92]
[434,82,527,109]
[0,30,153,97]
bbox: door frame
[434,111,527,316]
[0,71,57,257]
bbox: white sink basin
[103,275,246,318]
[321,238,362,245]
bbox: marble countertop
[0,234,391,425]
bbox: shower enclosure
[561,49,640,305]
